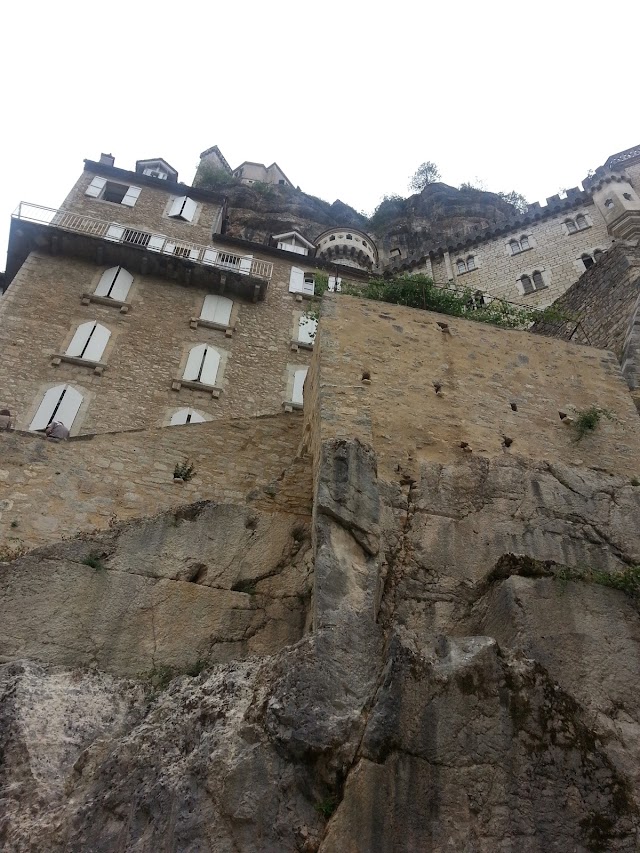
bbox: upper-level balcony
[7,203,273,300]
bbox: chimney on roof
[99,153,115,166]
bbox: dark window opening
[102,182,129,204]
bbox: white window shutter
[183,344,207,381]
[239,255,253,275]
[66,321,96,357]
[201,295,233,326]
[200,347,221,386]
[181,197,197,222]
[106,225,125,242]
[292,368,307,405]
[54,386,83,430]
[163,241,176,255]
[170,408,189,425]
[85,176,106,198]
[298,314,317,344]
[121,186,141,207]
[289,267,305,293]
[95,268,117,296]
[203,249,218,265]
[169,196,186,217]
[148,235,165,252]
[30,385,67,431]
[110,267,133,301]
[82,323,110,362]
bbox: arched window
[292,368,308,406]
[520,235,530,250]
[95,266,133,301]
[329,235,336,241]
[346,234,353,240]
[521,275,534,294]
[183,344,220,386]
[581,254,595,270]
[532,271,545,290]
[456,259,466,274]
[170,408,206,425]
[565,219,577,234]
[29,384,83,433]
[509,239,521,255]
[65,321,110,362]
[623,192,632,201]
[200,294,233,326]
[576,214,588,229]
[466,255,476,271]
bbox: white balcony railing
[12,203,273,282]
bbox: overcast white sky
[2,0,638,270]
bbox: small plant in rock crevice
[82,552,106,571]
[174,459,196,481]
[572,407,613,442]
[315,796,338,819]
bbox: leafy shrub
[174,460,196,481]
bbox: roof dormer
[272,231,315,256]
[135,158,178,182]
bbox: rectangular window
[85,176,141,207]
[289,267,315,295]
[168,196,198,222]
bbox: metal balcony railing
[12,203,273,281]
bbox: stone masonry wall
[313,294,640,479]
[0,414,310,551]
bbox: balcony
[7,203,272,300]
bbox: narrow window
[532,271,545,289]
[521,275,534,294]
[576,214,588,228]
[509,239,520,254]
[623,192,632,201]
[65,321,110,362]
[292,368,308,405]
[456,259,466,274]
[346,234,353,240]
[329,235,336,241]
[170,408,206,425]
[95,266,133,301]
[183,344,220,386]
[168,196,197,222]
[520,236,530,250]
[466,255,476,270]
[565,219,577,233]
[582,254,595,270]
[200,294,233,326]
[29,384,83,432]
[298,313,318,345]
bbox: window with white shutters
[183,344,221,386]
[168,196,198,222]
[94,266,133,301]
[65,322,110,362]
[289,267,315,295]
[200,295,233,327]
[292,368,308,406]
[170,408,206,425]
[29,385,83,432]
[85,177,141,207]
[328,276,342,292]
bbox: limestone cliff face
[220,181,518,265]
[221,182,367,244]
[367,182,521,261]
[2,300,640,851]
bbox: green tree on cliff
[408,161,441,192]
